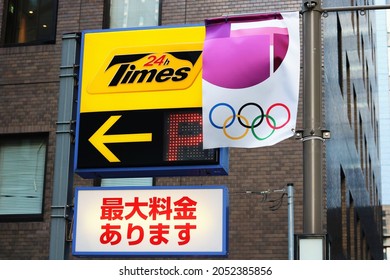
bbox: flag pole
[301,1,323,234]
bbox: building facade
[324,0,383,259]
[0,0,383,259]
[377,1,390,259]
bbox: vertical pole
[49,33,80,259]
[287,183,294,260]
[301,1,323,234]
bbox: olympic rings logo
[209,102,291,140]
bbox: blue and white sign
[72,186,228,256]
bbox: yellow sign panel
[80,26,205,113]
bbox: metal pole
[301,1,323,234]
[49,33,80,259]
[287,183,294,260]
[322,4,390,13]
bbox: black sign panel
[75,108,228,178]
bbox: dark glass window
[2,0,58,46]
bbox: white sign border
[72,185,228,257]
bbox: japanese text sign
[72,186,228,256]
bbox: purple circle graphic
[203,17,289,89]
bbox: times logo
[88,49,202,94]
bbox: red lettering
[100,197,124,220]
[149,223,170,245]
[175,223,197,245]
[127,223,144,245]
[100,224,122,245]
[174,196,197,220]
[148,196,172,220]
[98,194,200,248]
[124,197,148,220]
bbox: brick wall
[0,0,103,259]
[0,0,383,260]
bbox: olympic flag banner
[202,12,300,148]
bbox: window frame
[1,0,58,47]
[0,133,48,222]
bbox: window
[353,88,358,149]
[346,55,351,125]
[337,15,343,94]
[101,177,153,187]
[0,134,47,220]
[340,167,348,258]
[104,0,161,29]
[2,0,58,46]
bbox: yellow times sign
[80,25,204,113]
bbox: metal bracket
[51,205,74,242]
[50,204,71,219]
[59,64,79,77]
[56,120,76,140]
[301,1,321,13]
[65,215,74,242]
[59,64,79,86]
[294,129,331,142]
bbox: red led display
[164,111,216,162]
